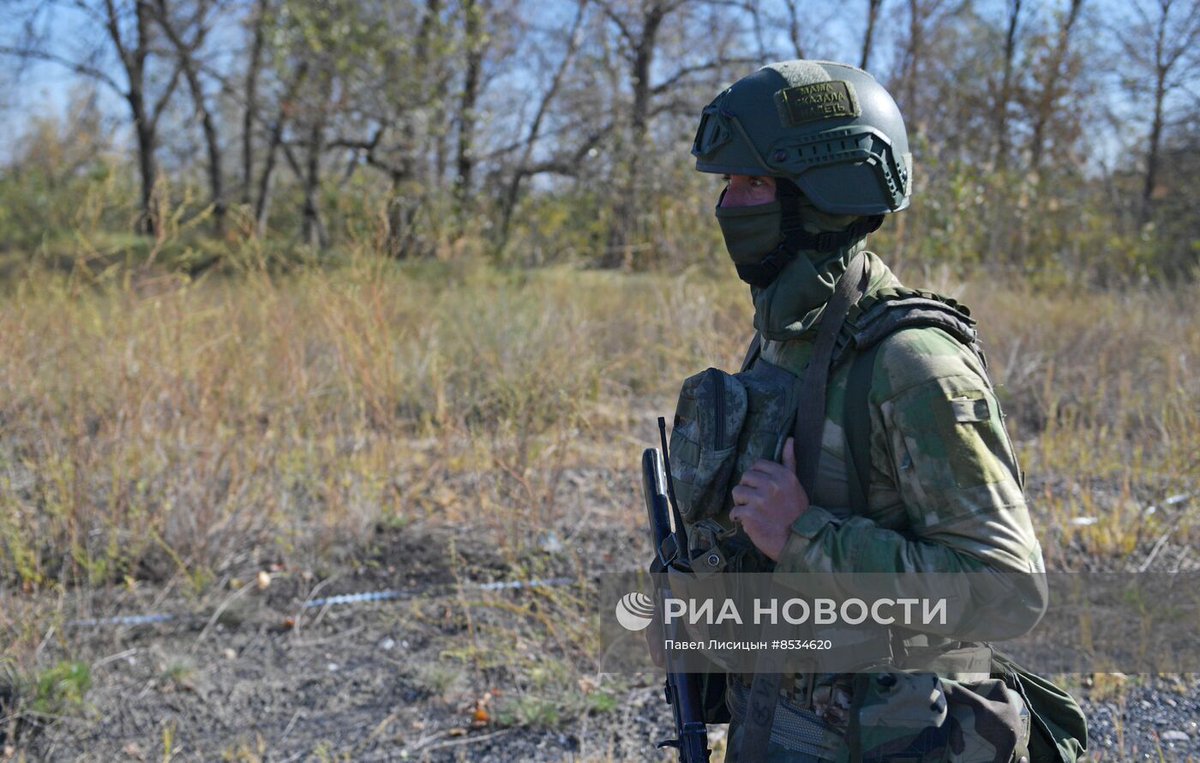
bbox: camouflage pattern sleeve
[775,326,1048,640]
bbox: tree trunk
[785,0,807,58]
[255,61,308,237]
[603,0,666,269]
[197,79,226,235]
[131,93,159,237]
[454,0,485,224]
[861,0,883,70]
[1141,68,1166,225]
[995,0,1021,171]
[154,0,225,235]
[129,1,158,236]
[1139,0,1180,227]
[254,158,275,239]
[493,0,589,255]
[902,0,922,123]
[387,171,417,258]
[243,0,269,206]
[1029,0,1083,172]
[301,116,327,249]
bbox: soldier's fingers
[729,504,762,529]
[731,484,758,506]
[745,458,788,479]
[737,470,768,489]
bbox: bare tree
[2,0,183,234]
[453,0,488,219]
[152,0,226,234]
[1111,0,1200,224]
[252,0,457,250]
[242,0,271,206]
[490,0,596,249]
[994,0,1022,169]
[594,0,676,267]
[861,0,884,70]
[323,0,459,257]
[782,0,807,58]
[254,60,307,237]
[243,0,347,246]
[594,0,756,268]
[895,0,950,137]
[1027,0,1085,172]
[300,96,328,249]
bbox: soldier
[664,60,1085,762]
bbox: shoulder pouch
[669,359,801,523]
[668,368,747,523]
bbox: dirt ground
[6,514,681,762]
[6,517,1200,761]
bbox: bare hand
[729,438,809,561]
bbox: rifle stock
[642,446,710,763]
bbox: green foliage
[29,661,91,718]
[3,149,1190,288]
[0,95,133,260]
[496,695,562,728]
[0,80,1194,284]
[499,187,611,268]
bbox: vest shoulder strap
[836,286,980,368]
[841,289,983,513]
[739,331,762,373]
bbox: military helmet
[692,60,912,215]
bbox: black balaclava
[714,179,881,289]
[714,178,886,340]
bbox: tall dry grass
[0,259,1195,594]
[0,258,748,592]
[0,257,1196,759]
[965,281,1200,568]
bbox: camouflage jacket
[710,247,1048,761]
[738,248,1045,615]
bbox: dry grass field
[1,257,1197,760]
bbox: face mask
[714,200,789,288]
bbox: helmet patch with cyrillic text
[776,81,860,126]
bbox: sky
[2,60,75,158]
[0,3,116,162]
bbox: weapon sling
[730,250,869,763]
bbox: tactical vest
[670,286,981,530]
[667,286,1087,762]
